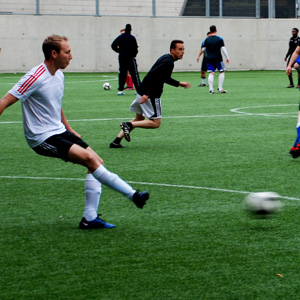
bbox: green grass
[1,71,300,300]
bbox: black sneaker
[120,122,131,142]
[132,191,149,209]
[110,142,125,148]
[289,144,300,159]
[79,215,116,229]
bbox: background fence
[0,0,299,18]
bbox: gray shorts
[129,94,162,119]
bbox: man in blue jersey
[203,25,230,94]
[110,40,191,148]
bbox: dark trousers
[118,56,141,91]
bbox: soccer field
[1,71,300,299]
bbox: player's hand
[180,82,191,89]
[70,129,82,138]
[138,95,149,104]
[286,66,292,76]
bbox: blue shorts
[296,55,300,65]
[206,61,225,72]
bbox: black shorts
[32,131,89,162]
[201,58,208,72]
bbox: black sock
[113,137,122,144]
[289,75,294,85]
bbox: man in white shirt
[0,35,149,229]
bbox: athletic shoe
[209,90,214,94]
[132,190,149,209]
[79,215,116,229]
[217,88,227,93]
[118,91,125,95]
[287,84,295,88]
[296,85,300,88]
[120,122,131,142]
[198,83,206,87]
[109,142,125,148]
[289,144,300,159]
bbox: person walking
[203,25,229,94]
[109,40,191,148]
[197,32,211,87]
[111,24,140,95]
[0,35,149,229]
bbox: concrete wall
[0,14,296,73]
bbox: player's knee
[152,119,161,128]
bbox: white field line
[0,175,299,201]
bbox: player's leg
[289,108,300,158]
[68,145,149,209]
[128,57,141,90]
[118,56,128,95]
[287,57,295,88]
[206,62,215,93]
[199,59,207,86]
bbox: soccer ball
[244,192,282,216]
[103,82,111,90]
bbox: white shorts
[129,94,162,119]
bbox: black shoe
[110,142,125,148]
[287,84,295,88]
[79,215,116,229]
[120,122,131,142]
[132,191,149,209]
[289,144,300,159]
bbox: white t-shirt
[9,63,66,148]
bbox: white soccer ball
[245,192,282,216]
[103,82,111,90]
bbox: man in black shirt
[285,28,300,88]
[111,24,140,95]
[110,40,191,148]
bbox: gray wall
[0,15,296,73]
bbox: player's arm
[179,82,191,89]
[221,46,230,64]
[61,108,81,138]
[287,46,300,75]
[197,48,204,62]
[0,93,18,116]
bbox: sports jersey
[137,54,179,98]
[286,35,300,60]
[203,35,225,63]
[9,63,66,148]
[111,32,139,58]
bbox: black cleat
[110,142,125,148]
[132,191,149,209]
[120,122,131,142]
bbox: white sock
[218,72,225,90]
[208,73,214,91]
[297,122,300,128]
[92,165,135,200]
[84,174,101,221]
[201,77,206,84]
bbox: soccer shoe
[109,142,125,148]
[296,85,300,88]
[217,88,227,93]
[198,83,206,87]
[120,122,131,142]
[117,91,125,95]
[132,191,149,209]
[286,84,295,88]
[79,215,116,229]
[289,144,300,159]
[209,90,214,94]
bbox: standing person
[197,32,211,87]
[285,28,300,88]
[286,44,300,158]
[111,24,140,95]
[0,35,149,229]
[203,25,230,94]
[109,40,191,148]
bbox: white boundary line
[1,175,299,201]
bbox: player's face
[171,43,185,61]
[55,40,72,69]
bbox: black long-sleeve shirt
[111,32,138,57]
[137,54,179,98]
[285,35,300,59]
